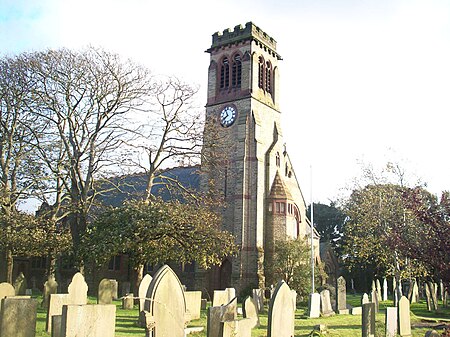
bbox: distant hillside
[98,166,201,207]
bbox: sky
[1,0,449,204]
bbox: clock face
[220,106,237,127]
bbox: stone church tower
[200,22,319,295]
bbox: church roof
[268,171,292,199]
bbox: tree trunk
[47,253,57,279]
[132,263,144,294]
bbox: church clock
[220,105,237,127]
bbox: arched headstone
[139,274,152,312]
[67,272,88,305]
[144,265,186,337]
[267,280,294,337]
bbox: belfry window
[258,56,265,89]
[275,152,280,167]
[220,57,230,89]
[265,61,272,93]
[232,54,242,88]
[258,56,274,96]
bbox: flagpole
[310,165,315,293]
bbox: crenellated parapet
[207,22,281,59]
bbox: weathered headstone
[383,278,388,301]
[109,279,118,300]
[371,280,376,293]
[351,306,362,315]
[67,272,88,305]
[46,294,69,333]
[60,304,116,337]
[291,289,297,311]
[212,288,235,307]
[398,296,411,337]
[98,278,114,305]
[139,274,152,313]
[411,281,419,303]
[439,280,444,302]
[144,265,186,337]
[308,292,321,318]
[361,293,369,305]
[122,293,134,310]
[371,289,379,312]
[13,272,27,295]
[252,289,264,312]
[425,282,433,311]
[185,291,202,320]
[206,299,237,337]
[267,281,294,337]
[376,279,382,301]
[429,282,439,311]
[0,297,37,337]
[243,296,259,328]
[385,307,398,337]
[0,282,15,311]
[201,299,207,310]
[43,276,58,308]
[336,276,348,314]
[222,319,253,337]
[320,289,335,317]
[121,281,131,297]
[362,302,375,337]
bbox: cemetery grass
[33,294,449,337]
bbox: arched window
[265,61,272,93]
[275,152,280,167]
[232,54,242,88]
[220,57,230,89]
[258,56,265,89]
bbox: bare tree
[29,47,153,271]
[0,54,45,282]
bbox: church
[197,22,320,295]
[7,22,322,297]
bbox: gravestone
[67,272,88,305]
[206,298,237,337]
[222,319,253,337]
[336,276,348,314]
[385,307,398,337]
[185,291,202,320]
[308,293,321,318]
[139,274,152,312]
[144,265,186,337]
[362,302,375,337]
[0,297,37,337]
[43,276,58,308]
[122,293,134,310]
[14,272,27,295]
[411,281,419,303]
[109,279,118,300]
[60,304,116,337]
[351,306,362,315]
[440,280,444,302]
[361,293,369,305]
[46,294,69,333]
[429,282,438,311]
[98,278,114,304]
[121,281,131,297]
[267,281,294,337]
[0,282,15,311]
[372,280,376,293]
[212,288,235,307]
[371,289,379,312]
[398,296,411,337]
[243,296,259,328]
[383,278,388,301]
[320,289,335,317]
[291,290,297,311]
[252,289,264,312]
[393,278,398,305]
[201,299,207,310]
[425,282,433,311]
[376,279,382,301]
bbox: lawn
[34,294,449,336]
